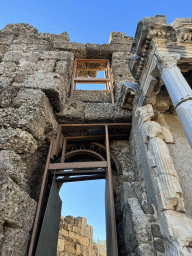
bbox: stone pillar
[156,53,192,148]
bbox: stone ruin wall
[57,215,106,256]
[0,22,136,256]
[1,16,192,256]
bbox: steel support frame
[27,123,124,256]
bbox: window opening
[70,59,114,103]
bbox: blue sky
[1,0,192,44]
[1,0,192,243]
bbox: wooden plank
[76,59,108,64]
[74,78,110,84]
[48,161,108,170]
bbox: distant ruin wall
[57,215,106,256]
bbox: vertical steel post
[105,125,118,256]
[61,138,67,163]
[28,140,54,256]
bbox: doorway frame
[27,123,131,256]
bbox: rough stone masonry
[1,15,192,256]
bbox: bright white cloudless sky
[1,0,191,242]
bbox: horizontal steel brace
[48,161,108,170]
[51,169,105,176]
[56,174,106,183]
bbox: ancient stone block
[119,82,139,109]
[37,59,56,72]
[135,243,155,256]
[141,121,164,144]
[0,89,58,141]
[85,103,132,123]
[142,202,154,215]
[0,157,37,256]
[65,215,75,225]
[151,224,163,239]
[60,229,69,238]
[121,182,147,212]
[86,43,100,58]
[13,71,66,112]
[0,127,38,155]
[100,43,114,57]
[159,210,192,254]
[135,104,154,126]
[0,150,29,190]
[73,90,111,103]
[64,240,76,254]
[148,137,185,212]
[123,198,154,253]
[56,100,85,124]
[57,239,65,251]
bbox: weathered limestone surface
[73,90,111,103]
[0,150,37,256]
[85,103,132,123]
[165,113,192,217]
[0,127,38,155]
[0,89,58,141]
[159,210,192,255]
[112,52,135,102]
[2,17,192,256]
[57,102,132,124]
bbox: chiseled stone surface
[0,89,58,141]
[0,127,38,155]
[159,210,192,255]
[73,90,111,103]
[85,103,132,123]
[0,150,37,256]
[122,198,155,255]
[165,113,192,217]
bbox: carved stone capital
[156,53,181,74]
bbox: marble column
[156,53,192,148]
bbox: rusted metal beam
[70,58,77,98]
[51,126,63,161]
[28,140,54,256]
[74,78,110,83]
[60,123,131,128]
[63,134,129,141]
[48,161,108,170]
[52,169,105,176]
[56,174,105,183]
[107,59,115,104]
[76,59,108,64]
[105,124,118,256]
[61,138,67,163]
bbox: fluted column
[156,53,192,148]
